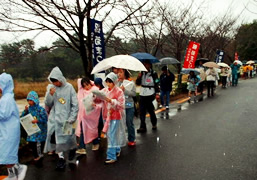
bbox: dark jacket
[160,70,175,91]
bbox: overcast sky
[0,0,256,49]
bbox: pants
[106,120,122,160]
[107,147,121,160]
[160,90,171,106]
[98,111,104,138]
[197,82,204,94]
[92,138,99,145]
[139,95,157,129]
[29,141,45,159]
[207,81,214,97]
[126,108,135,142]
[78,123,86,149]
[221,76,227,87]
[232,73,238,85]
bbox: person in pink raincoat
[76,77,102,154]
[100,72,126,164]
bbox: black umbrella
[195,58,209,67]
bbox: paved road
[24,78,257,180]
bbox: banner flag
[215,50,225,63]
[90,19,105,67]
[183,41,200,69]
[234,52,239,60]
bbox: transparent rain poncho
[101,72,126,148]
[44,67,78,153]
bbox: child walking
[187,71,200,103]
[44,67,78,170]
[76,77,101,153]
[21,91,48,162]
[117,68,136,146]
[101,72,126,164]
[0,73,27,180]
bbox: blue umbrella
[131,52,159,63]
[181,68,200,75]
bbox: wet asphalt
[24,78,257,180]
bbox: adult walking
[220,67,228,88]
[230,62,241,86]
[0,73,27,180]
[136,60,159,133]
[159,66,175,109]
[205,67,218,97]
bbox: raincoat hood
[104,72,118,87]
[27,91,39,106]
[48,67,66,86]
[0,73,14,95]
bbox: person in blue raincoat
[44,67,78,170]
[230,62,241,86]
[21,91,48,162]
[0,73,27,180]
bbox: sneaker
[128,141,136,147]
[159,104,163,108]
[6,166,17,180]
[137,128,147,133]
[152,126,157,130]
[165,106,169,109]
[15,164,27,180]
[104,159,116,164]
[76,148,87,155]
[92,144,100,151]
[56,158,66,170]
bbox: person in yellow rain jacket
[243,64,249,79]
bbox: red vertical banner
[234,52,239,60]
[183,41,200,69]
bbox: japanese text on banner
[183,41,200,69]
[90,19,105,67]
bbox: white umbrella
[246,60,255,64]
[203,62,220,68]
[91,55,147,74]
[218,62,229,68]
[233,60,242,65]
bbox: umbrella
[233,60,242,65]
[218,62,229,68]
[203,62,219,68]
[181,68,200,75]
[246,60,255,64]
[159,57,180,65]
[130,52,159,63]
[195,58,209,66]
[91,55,147,74]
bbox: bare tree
[0,0,150,76]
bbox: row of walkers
[187,61,242,102]
[1,60,174,178]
